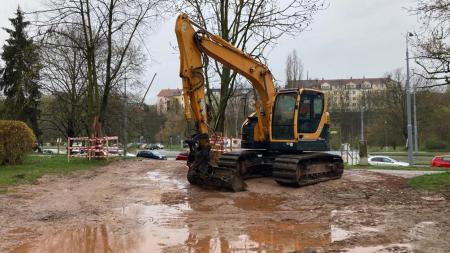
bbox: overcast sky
[1,0,420,104]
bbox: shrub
[0,120,36,165]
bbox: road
[1,161,449,253]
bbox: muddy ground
[0,160,449,253]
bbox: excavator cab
[241,89,330,152]
[270,89,330,151]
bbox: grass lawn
[408,172,450,192]
[344,164,447,171]
[0,155,112,190]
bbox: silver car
[368,156,409,167]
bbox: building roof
[287,77,392,89]
[157,88,182,97]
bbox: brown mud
[0,160,449,253]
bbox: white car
[368,156,409,167]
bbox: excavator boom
[176,14,275,143]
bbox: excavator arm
[175,13,276,144]
[175,13,279,191]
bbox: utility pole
[384,121,388,151]
[359,92,368,165]
[123,73,128,157]
[406,32,414,165]
[360,91,366,142]
[360,106,364,142]
[413,81,419,152]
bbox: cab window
[298,92,324,134]
[272,93,297,140]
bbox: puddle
[331,225,353,242]
[11,203,396,253]
[345,243,412,253]
[12,222,331,253]
[10,179,391,253]
[12,201,332,253]
[233,192,287,211]
[9,228,34,234]
[146,170,188,191]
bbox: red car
[176,152,189,161]
[431,156,450,168]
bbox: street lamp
[406,32,414,165]
[412,74,419,152]
[359,91,368,165]
[384,120,388,151]
[123,72,128,157]
[360,101,365,142]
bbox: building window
[321,83,330,90]
[362,81,371,89]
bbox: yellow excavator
[175,13,343,191]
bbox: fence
[67,136,119,160]
[210,135,242,153]
[339,143,360,165]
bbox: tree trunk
[215,67,231,132]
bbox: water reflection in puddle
[146,171,188,191]
[11,170,338,253]
[12,203,331,253]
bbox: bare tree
[39,28,88,138]
[34,0,168,137]
[410,0,450,87]
[38,19,146,140]
[285,49,304,87]
[365,69,409,148]
[180,0,325,132]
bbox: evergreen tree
[0,7,41,139]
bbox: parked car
[42,149,55,154]
[137,150,167,160]
[368,156,409,167]
[154,143,165,149]
[431,155,450,168]
[176,152,189,161]
[145,143,155,150]
[145,143,165,150]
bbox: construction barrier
[67,136,119,161]
[210,134,241,153]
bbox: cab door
[271,92,298,142]
[297,91,325,140]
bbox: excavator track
[187,150,264,192]
[210,150,269,191]
[272,153,343,187]
[217,151,269,179]
[212,152,246,191]
[189,150,274,192]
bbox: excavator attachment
[185,135,247,192]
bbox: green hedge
[0,120,36,165]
